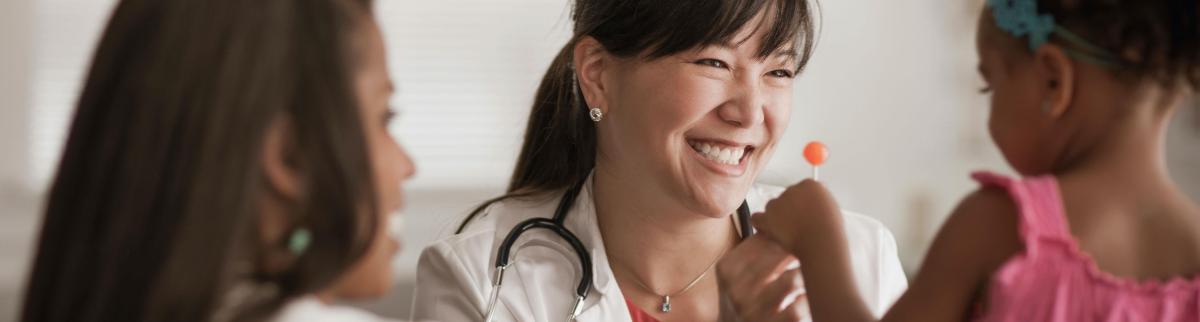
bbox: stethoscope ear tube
[488,217,594,322]
[495,217,595,298]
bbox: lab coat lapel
[561,174,633,322]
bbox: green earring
[288,228,312,256]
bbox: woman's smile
[686,138,757,176]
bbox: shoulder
[415,191,568,285]
[429,191,565,253]
[926,187,1022,273]
[942,187,1020,246]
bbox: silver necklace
[622,246,730,313]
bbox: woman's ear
[573,36,612,115]
[258,117,307,273]
[1034,44,1076,119]
[261,117,304,203]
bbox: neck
[591,165,738,295]
[1057,90,1184,202]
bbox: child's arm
[753,181,1021,322]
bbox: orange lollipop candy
[804,141,829,180]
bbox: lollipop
[804,141,829,181]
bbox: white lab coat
[410,176,908,322]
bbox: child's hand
[717,234,809,322]
[752,179,846,259]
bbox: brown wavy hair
[20,0,380,321]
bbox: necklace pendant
[660,295,671,313]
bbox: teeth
[691,141,748,165]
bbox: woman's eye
[978,86,993,94]
[768,69,795,78]
[694,59,729,69]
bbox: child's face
[328,18,414,300]
[975,10,1066,175]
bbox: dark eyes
[768,69,795,78]
[695,58,728,69]
[694,59,796,78]
[979,86,993,94]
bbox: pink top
[624,297,662,322]
[972,172,1200,322]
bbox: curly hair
[1041,0,1199,90]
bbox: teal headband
[987,0,1121,67]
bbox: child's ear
[1033,44,1076,118]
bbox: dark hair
[457,0,816,232]
[20,0,378,321]
[1040,0,1199,89]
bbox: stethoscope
[456,176,754,322]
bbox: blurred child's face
[326,18,414,300]
[593,10,796,218]
[975,10,1065,175]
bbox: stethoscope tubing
[469,176,752,322]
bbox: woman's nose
[397,143,417,180]
[717,80,766,128]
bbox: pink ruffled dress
[972,172,1200,322]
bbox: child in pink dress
[746,0,1200,321]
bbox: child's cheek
[988,95,1034,172]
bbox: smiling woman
[409,1,907,322]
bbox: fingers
[718,235,785,276]
[718,235,804,321]
[719,235,793,289]
[777,293,811,322]
[749,268,803,316]
[718,291,744,322]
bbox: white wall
[2,0,1199,320]
[763,0,1008,268]
[0,0,34,318]
[1,0,33,196]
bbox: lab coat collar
[558,173,617,297]
[561,173,775,319]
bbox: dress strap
[971,171,1071,255]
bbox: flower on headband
[987,0,1056,50]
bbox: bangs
[591,0,816,71]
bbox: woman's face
[596,14,798,218]
[326,18,415,300]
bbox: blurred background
[1,0,1197,320]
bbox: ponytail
[455,41,596,233]
[508,42,596,194]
